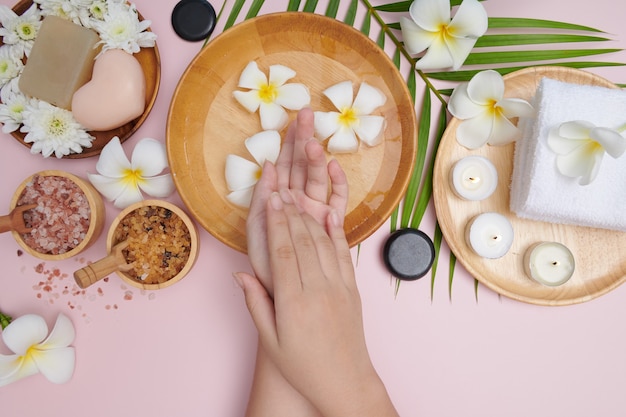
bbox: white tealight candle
[450,156,498,201]
[466,212,513,259]
[524,242,575,286]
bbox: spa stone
[383,228,435,281]
[171,0,217,41]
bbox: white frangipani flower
[313,81,387,154]
[225,130,281,208]
[0,313,76,387]
[449,69,534,149]
[400,0,488,70]
[548,120,626,185]
[88,136,175,209]
[91,2,156,55]
[233,61,311,131]
[0,3,41,57]
[0,44,23,90]
[21,100,94,158]
[0,86,32,133]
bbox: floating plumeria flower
[21,100,94,158]
[548,120,626,185]
[0,44,23,90]
[233,61,310,131]
[91,2,156,55]
[0,313,76,387]
[449,70,534,149]
[88,136,175,209]
[400,0,488,70]
[313,80,387,154]
[0,86,32,133]
[0,3,41,57]
[225,130,281,208]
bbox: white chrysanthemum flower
[233,61,311,131]
[449,70,535,149]
[20,100,94,158]
[91,2,156,55]
[88,137,175,209]
[0,44,23,89]
[313,81,387,154]
[225,130,281,208]
[0,85,32,133]
[87,0,108,21]
[34,0,91,25]
[547,120,626,185]
[0,313,76,387]
[400,0,488,70]
[0,3,41,57]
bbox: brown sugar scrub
[112,205,192,285]
[16,174,91,255]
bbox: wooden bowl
[9,170,106,260]
[74,200,199,290]
[3,0,161,159]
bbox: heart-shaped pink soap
[71,49,146,131]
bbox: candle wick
[492,235,501,242]
[552,261,560,266]
[468,176,481,184]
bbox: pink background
[1,1,625,416]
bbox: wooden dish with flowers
[0,0,160,159]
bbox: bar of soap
[19,16,101,110]
[71,49,146,131]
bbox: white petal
[556,144,604,185]
[95,136,131,178]
[486,114,522,146]
[225,154,261,191]
[449,82,483,119]
[352,82,387,115]
[245,130,281,165]
[590,127,626,158]
[274,83,310,110]
[226,187,254,208]
[414,35,454,70]
[323,81,354,111]
[39,314,74,350]
[259,101,288,131]
[409,0,449,32]
[233,90,261,113]
[449,0,489,38]
[354,115,385,146]
[31,347,75,384]
[548,122,593,155]
[0,355,38,387]
[327,127,359,154]
[2,314,48,355]
[467,70,504,105]
[456,113,492,149]
[88,173,127,202]
[268,64,296,86]
[314,111,340,139]
[400,16,436,55]
[112,183,144,209]
[138,174,175,198]
[559,120,595,139]
[445,36,477,71]
[498,98,535,119]
[238,61,267,90]
[131,138,168,176]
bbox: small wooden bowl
[74,200,199,290]
[9,170,105,260]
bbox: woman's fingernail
[270,192,283,210]
[279,188,294,205]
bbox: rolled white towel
[510,77,626,232]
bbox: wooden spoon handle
[74,242,130,288]
[0,214,12,233]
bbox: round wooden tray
[166,12,416,253]
[3,0,160,159]
[433,66,626,306]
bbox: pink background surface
[1,1,625,416]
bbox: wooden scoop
[73,241,134,289]
[0,204,37,234]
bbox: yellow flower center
[258,83,278,103]
[123,168,145,187]
[254,167,262,181]
[487,99,503,116]
[18,23,37,40]
[47,116,68,137]
[338,107,358,127]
